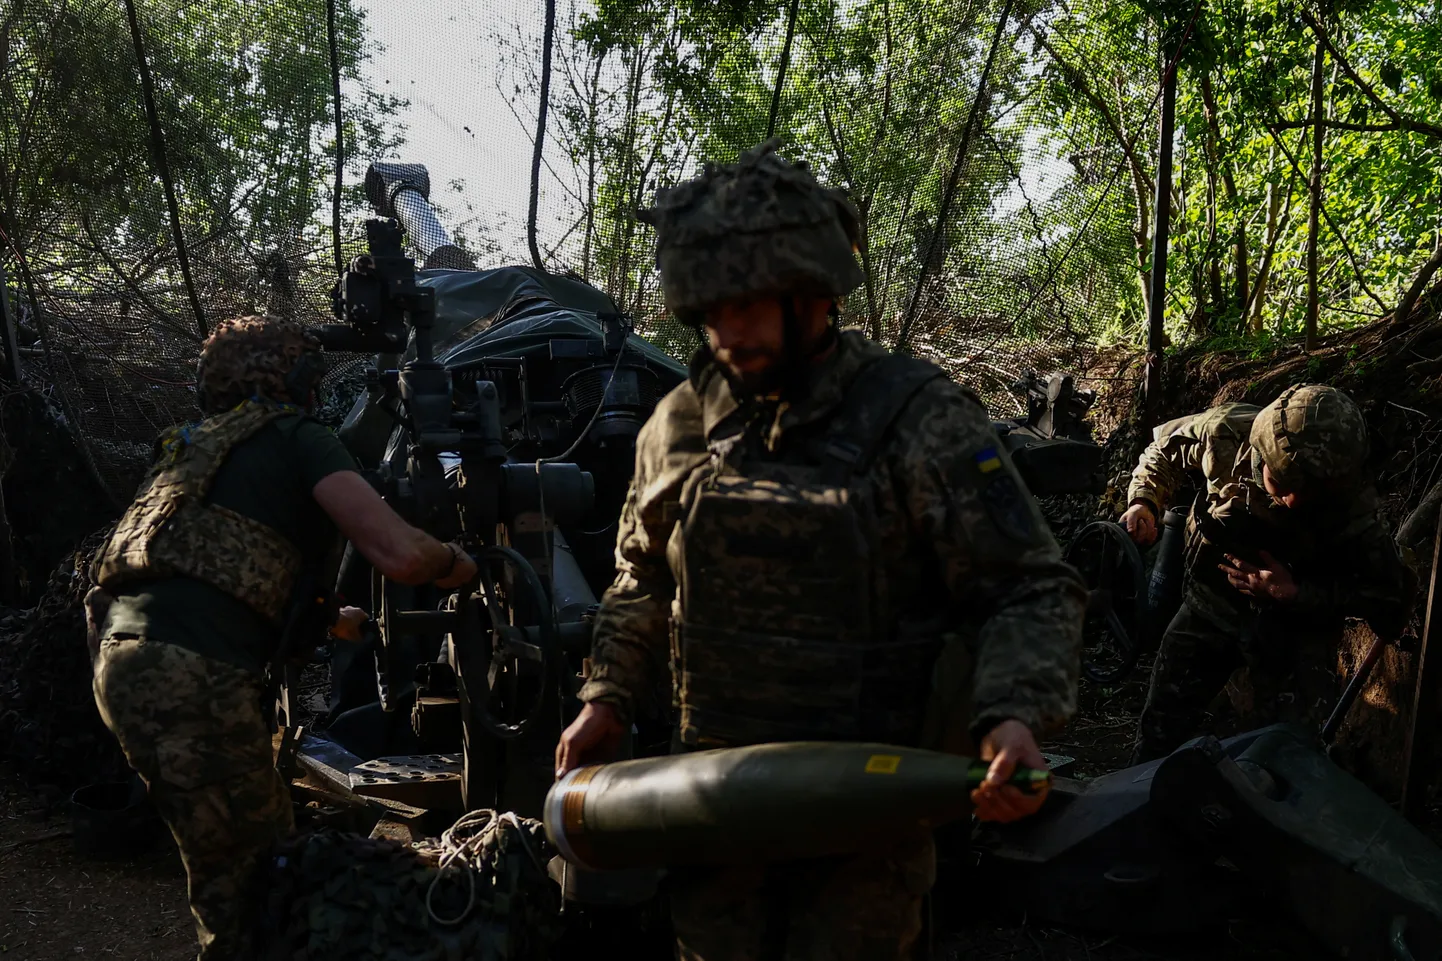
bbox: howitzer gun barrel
[544,742,1050,870]
[364,162,477,271]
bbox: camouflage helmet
[637,139,865,314]
[1249,383,1368,495]
[196,315,323,414]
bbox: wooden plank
[1401,507,1442,820]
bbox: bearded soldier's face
[704,296,831,394]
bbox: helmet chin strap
[776,297,837,397]
[690,298,839,398]
[283,351,324,406]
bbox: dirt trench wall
[1329,622,1418,802]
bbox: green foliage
[501,0,1129,384]
[500,0,1442,360]
[1,0,405,322]
[11,0,1437,368]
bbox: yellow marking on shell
[865,754,902,774]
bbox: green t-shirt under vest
[104,414,359,674]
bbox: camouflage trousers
[1130,581,1338,765]
[92,636,293,961]
[667,832,936,961]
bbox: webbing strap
[815,353,947,485]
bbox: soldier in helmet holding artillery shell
[556,141,1087,961]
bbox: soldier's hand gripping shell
[972,719,1052,822]
[555,700,627,778]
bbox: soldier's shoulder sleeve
[887,376,1086,739]
[284,415,360,487]
[628,380,709,534]
[889,376,1056,554]
[581,381,706,718]
[1127,404,1256,511]
[1207,403,1263,442]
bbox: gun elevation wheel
[451,545,557,743]
[1064,521,1145,684]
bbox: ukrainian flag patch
[975,447,1003,474]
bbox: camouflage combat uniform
[1127,388,1413,764]
[579,142,1086,961]
[92,637,294,953]
[91,318,351,960]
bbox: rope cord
[539,337,627,469]
[533,321,626,584]
[326,0,345,279]
[766,0,802,140]
[424,808,547,927]
[528,0,558,271]
[120,0,208,340]
[530,329,628,729]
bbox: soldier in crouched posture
[89,315,479,959]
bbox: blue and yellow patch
[975,447,1003,474]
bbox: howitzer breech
[544,741,1050,870]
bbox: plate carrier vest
[674,353,948,748]
[93,402,305,624]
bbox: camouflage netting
[0,0,1160,598]
[262,822,562,961]
[0,526,128,796]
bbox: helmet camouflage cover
[637,139,865,313]
[1249,383,1368,495]
[196,315,323,414]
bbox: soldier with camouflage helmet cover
[1120,384,1415,764]
[555,141,1086,961]
[89,314,481,960]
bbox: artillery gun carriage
[281,165,684,888]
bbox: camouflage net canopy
[0,0,1165,517]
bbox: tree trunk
[1394,234,1442,327]
[1118,75,1154,320]
[582,54,602,282]
[1200,72,1247,318]
[611,43,647,310]
[1304,37,1326,351]
[1249,169,1287,333]
[1205,158,1224,332]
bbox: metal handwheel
[450,544,556,741]
[1064,521,1147,683]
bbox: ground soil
[0,783,191,960]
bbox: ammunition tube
[545,741,1050,870]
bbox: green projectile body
[544,741,1051,870]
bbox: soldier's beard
[717,349,794,396]
[709,300,837,398]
